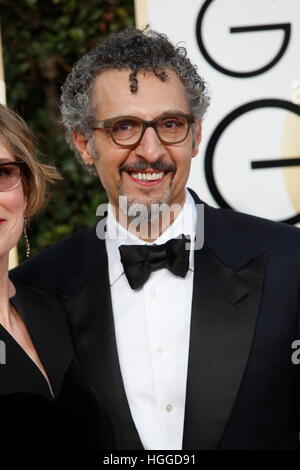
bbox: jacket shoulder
[10,225,106,294]
[213,205,300,254]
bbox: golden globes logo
[196,0,291,78]
[204,99,300,224]
[195,0,300,224]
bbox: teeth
[130,172,164,181]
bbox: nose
[135,126,166,162]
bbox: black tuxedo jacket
[10,189,300,449]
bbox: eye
[0,165,15,177]
[160,116,186,129]
[112,119,140,133]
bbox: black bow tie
[119,235,190,290]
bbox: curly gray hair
[60,28,210,164]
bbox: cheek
[96,150,128,185]
[10,188,27,213]
[0,187,24,209]
[173,148,192,176]
[0,190,26,254]
[4,189,26,228]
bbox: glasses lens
[157,116,189,143]
[0,164,21,191]
[111,118,142,145]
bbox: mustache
[119,160,176,174]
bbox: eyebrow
[99,110,191,121]
[0,158,15,163]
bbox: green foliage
[0,0,135,260]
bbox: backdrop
[135,0,300,224]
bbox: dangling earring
[23,218,30,258]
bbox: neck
[0,253,15,327]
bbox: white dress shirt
[105,189,196,450]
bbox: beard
[118,185,173,223]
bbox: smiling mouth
[124,169,169,185]
[129,170,165,181]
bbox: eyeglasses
[0,161,25,192]
[93,113,195,147]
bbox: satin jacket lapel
[183,192,268,450]
[64,237,143,450]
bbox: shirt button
[150,290,157,299]
[156,347,164,356]
[165,404,173,413]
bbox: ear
[192,120,202,157]
[72,131,94,166]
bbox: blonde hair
[0,104,62,217]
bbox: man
[11,29,300,450]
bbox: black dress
[0,281,114,449]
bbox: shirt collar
[105,188,197,286]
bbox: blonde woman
[0,104,114,449]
